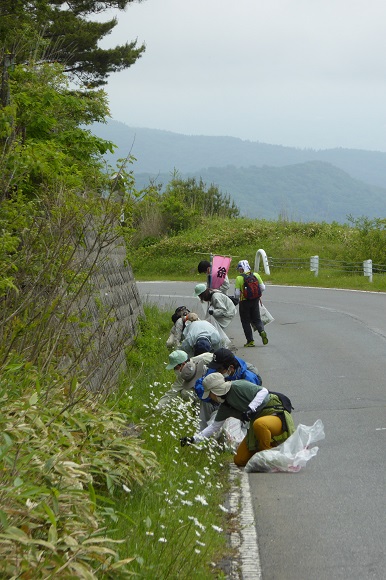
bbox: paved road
[137,282,386,580]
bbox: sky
[96,0,386,152]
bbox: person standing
[197,259,230,295]
[234,260,268,347]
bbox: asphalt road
[137,281,386,580]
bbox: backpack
[241,273,261,300]
[269,391,294,414]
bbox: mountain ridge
[92,121,386,222]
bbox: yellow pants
[234,415,283,467]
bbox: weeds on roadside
[106,305,234,579]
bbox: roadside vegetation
[126,212,386,292]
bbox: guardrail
[266,255,386,283]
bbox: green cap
[194,283,207,297]
[165,350,188,370]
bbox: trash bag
[222,418,247,452]
[244,419,325,473]
[260,303,275,325]
[207,314,231,349]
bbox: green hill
[92,121,386,223]
[134,161,386,223]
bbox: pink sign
[210,255,232,289]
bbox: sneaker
[244,341,255,347]
[260,331,268,345]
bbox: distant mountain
[134,162,386,223]
[92,121,386,222]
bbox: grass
[104,305,235,579]
[127,216,386,293]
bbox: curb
[228,464,262,579]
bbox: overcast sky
[97,0,386,152]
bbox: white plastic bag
[207,314,231,349]
[222,418,248,452]
[260,303,275,325]
[244,419,325,473]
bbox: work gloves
[241,407,255,424]
[180,436,195,447]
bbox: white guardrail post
[310,255,319,277]
[363,259,373,282]
[254,249,270,275]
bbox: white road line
[228,464,262,579]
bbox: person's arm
[219,276,230,294]
[194,420,225,441]
[174,318,185,343]
[194,375,212,401]
[234,275,242,299]
[255,273,265,292]
[248,387,269,411]
[241,387,269,423]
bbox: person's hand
[208,307,214,315]
[180,436,195,447]
[241,408,254,424]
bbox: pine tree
[0,1,144,87]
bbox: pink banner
[210,255,232,289]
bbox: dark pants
[239,299,264,342]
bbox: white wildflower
[194,495,208,506]
[158,537,167,543]
[122,484,131,493]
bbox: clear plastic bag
[207,314,231,349]
[244,419,325,473]
[260,303,275,325]
[222,418,248,452]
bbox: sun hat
[202,372,231,400]
[185,312,200,322]
[165,350,188,370]
[208,348,237,370]
[236,260,251,272]
[180,359,205,390]
[194,283,207,297]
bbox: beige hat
[202,372,231,400]
[180,359,205,390]
[185,312,200,322]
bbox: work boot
[260,331,268,345]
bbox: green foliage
[0,1,145,88]
[1,61,115,199]
[346,216,386,264]
[0,355,157,578]
[128,175,240,247]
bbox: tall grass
[106,305,234,579]
[127,216,386,292]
